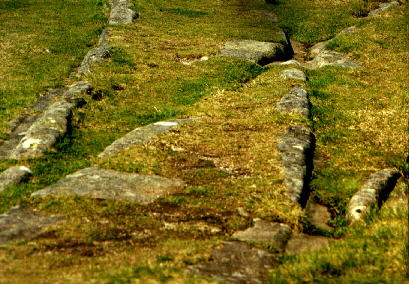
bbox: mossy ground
[0,0,407,282]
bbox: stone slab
[0,206,63,246]
[98,118,197,159]
[190,241,277,284]
[0,166,32,192]
[305,200,332,231]
[31,167,185,204]
[285,234,330,254]
[220,40,286,65]
[280,68,307,81]
[232,220,292,252]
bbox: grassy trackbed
[0,0,408,282]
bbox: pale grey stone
[285,234,330,254]
[232,220,292,252]
[280,68,307,81]
[190,241,277,284]
[347,169,401,222]
[0,166,32,192]
[8,98,86,159]
[31,167,185,204]
[368,1,400,17]
[0,206,63,245]
[220,40,286,65]
[98,118,197,159]
[276,86,310,118]
[279,125,314,204]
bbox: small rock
[31,167,185,204]
[0,206,63,245]
[285,234,330,254]
[220,40,286,65]
[305,200,332,231]
[280,68,307,81]
[237,207,249,217]
[190,241,277,284]
[280,60,302,66]
[232,220,292,252]
[0,166,32,192]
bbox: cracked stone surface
[220,40,286,65]
[347,169,401,222]
[232,219,292,252]
[109,0,138,25]
[0,166,32,192]
[285,234,330,254]
[0,206,63,246]
[31,167,185,204]
[279,125,315,204]
[368,1,400,16]
[308,42,361,69]
[276,86,310,118]
[191,241,277,284]
[98,118,197,158]
[7,98,86,160]
[280,68,307,81]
